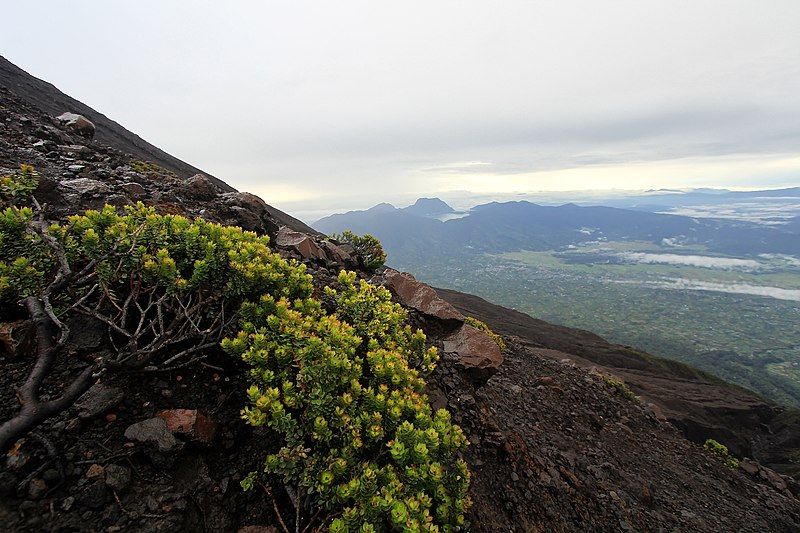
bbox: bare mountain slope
[0,55,317,235]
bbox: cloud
[619,253,763,270]
[634,278,800,302]
[3,1,800,213]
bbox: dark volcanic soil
[437,287,800,477]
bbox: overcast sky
[3,1,800,220]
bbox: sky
[3,1,800,221]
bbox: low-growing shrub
[0,200,316,452]
[464,316,505,351]
[224,270,470,532]
[332,230,387,271]
[598,373,638,403]
[0,164,38,202]
[704,439,739,469]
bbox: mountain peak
[403,197,455,216]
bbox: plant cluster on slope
[224,270,470,532]
[1,171,469,531]
[332,230,387,271]
[704,439,740,469]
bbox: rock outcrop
[443,324,504,382]
[380,269,465,322]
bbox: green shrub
[704,439,739,469]
[464,317,505,351]
[0,164,38,202]
[333,231,387,270]
[598,373,638,403]
[224,270,470,532]
[0,202,312,367]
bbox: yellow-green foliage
[333,230,387,271]
[0,164,38,202]
[0,202,311,319]
[129,159,176,178]
[598,373,638,403]
[2,200,470,529]
[464,317,505,351]
[704,439,739,469]
[224,270,470,532]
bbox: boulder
[275,226,326,261]
[75,383,124,420]
[381,269,465,322]
[320,240,355,266]
[56,112,95,139]
[124,418,183,452]
[60,178,111,195]
[443,324,504,382]
[156,409,218,444]
[183,174,220,200]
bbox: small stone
[77,482,109,510]
[27,478,47,499]
[156,409,218,444]
[104,464,131,493]
[68,164,86,172]
[124,417,183,452]
[42,468,60,484]
[62,496,75,511]
[86,463,105,479]
[75,383,124,420]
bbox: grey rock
[75,383,124,420]
[61,177,110,195]
[104,464,132,493]
[124,417,183,452]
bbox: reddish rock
[0,320,34,358]
[382,269,465,322]
[740,458,760,475]
[443,324,503,382]
[275,226,326,261]
[319,240,354,265]
[156,409,217,444]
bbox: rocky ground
[1,66,799,532]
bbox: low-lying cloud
[643,278,800,302]
[619,252,763,270]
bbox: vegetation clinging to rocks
[2,177,468,530]
[333,230,387,271]
[464,316,506,351]
[224,270,470,532]
[704,439,740,469]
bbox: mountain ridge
[1,58,798,531]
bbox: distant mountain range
[314,194,800,267]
